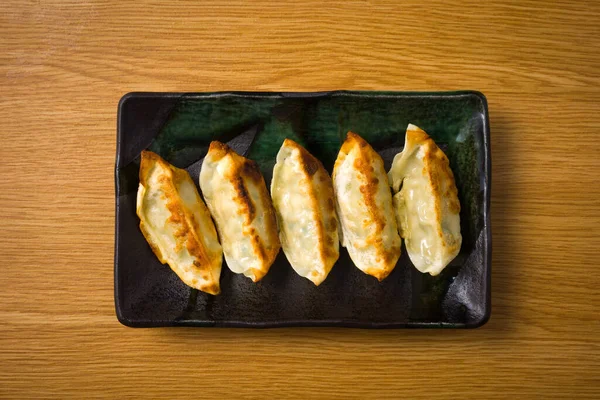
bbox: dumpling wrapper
[200,142,280,282]
[388,124,462,276]
[332,132,401,281]
[136,150,222,295]
[271,139,339,285]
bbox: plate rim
[114,90,491,329]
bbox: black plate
[115,91,491,328]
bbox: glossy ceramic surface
[115,91,491,328]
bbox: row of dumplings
[136,124,462,295]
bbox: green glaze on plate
[115,91,491,328]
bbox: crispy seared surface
[274,139,339,284]
[137,150,222,295]
[388,124,462,275]
[202,142,280,281]
[333,132,401,281]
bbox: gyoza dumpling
[200,141,280,282]
[271,139,339,285]
[136,150,222,295]
[388,124,462,276]
[332,132,401,281]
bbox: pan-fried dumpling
[388,124,462,276]
[136,150,222,295]
[332,132,401,281]
[271,139,339,285]
[200,141,280,282]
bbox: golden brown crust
[203,283,220,295]
[239,157,264,182]
[283,139,329,178]
[209,142,259,224]
[282,139,338,278]
[233,176,256,221]
[296,148,321,177]
[363,266,393,281]
[341,132,398,276]
[406,125,431,144]
[389,125,462,273]
[326,197,335,212]
[338,131,365,158]
[407,128,461,247]
[138,150,220,295]
[208,142,280,279]
[207,140,232,161]
[355,156,385,233]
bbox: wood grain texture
[1,0,599,398]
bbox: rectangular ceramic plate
[115,91,491,328]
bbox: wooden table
[1,1,599,398]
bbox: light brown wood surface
[1,0,599,398]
